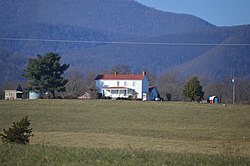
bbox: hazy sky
[135,0,250,26]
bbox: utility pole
[232,78,235,104]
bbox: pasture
[0,100,250,165]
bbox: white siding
[96,76,149,100]
[4,90,16,100]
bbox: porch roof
[3,84,23,91]
[103,86,132,90]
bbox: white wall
[96,75,149,99]
[96,79,143,99]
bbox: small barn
[149,86,160,101]
[78,92,92,99]
[208,96,219,104]
[4,84,23,100]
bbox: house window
[111,90,118,94]
[8,92,13,97]
[124,81,127,86]
[132,81,135,86]
[117,81,120,86]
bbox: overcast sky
[135,0,250,26]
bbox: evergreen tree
[183,76,204,102]
[0,116,33,144]
[23,53,69,98]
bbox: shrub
[166,93,172,101]
[0,116,33,144]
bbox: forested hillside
[0,0,213,36]
[170,25,250,80]
[0,0,249,85]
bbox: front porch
[102,87,137,99]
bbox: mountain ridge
[0,0,249,85]
[0,0,214,36]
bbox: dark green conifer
[183,76,204,102]
[0,117,33,144]
[23,52,69,98]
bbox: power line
[0,37,250,46]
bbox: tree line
[0,52,249,104]
[157,73,250,104]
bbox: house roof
[149,86,156,89]
[95,74,145,80]
[149,86,157,93]
[3,84,23,91]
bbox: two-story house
[95,72,149,100]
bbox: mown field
[0,100,250,165]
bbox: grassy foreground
[0,100,250,165]
[1,144,249,166]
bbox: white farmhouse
[95,72,149,100]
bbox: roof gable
[95,74,145,80]
[16,84,23,91]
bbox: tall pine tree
[23,53,69,98]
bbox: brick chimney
[142,71,146,76]
[114,71,118,75]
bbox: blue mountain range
[0,0,249,84]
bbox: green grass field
[0,100,250,165]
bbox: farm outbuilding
[78,92,91,99]
[208,96,219,104]
[149,86,160,101]
[4,84,23,100]
[29,91,44,99]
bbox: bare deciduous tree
[157,72,183,101]
[204,77,250,104]
[111,64,132,74]
[63,68,86,98]
[234,78,250,104]
[85,71,98,98]
[145,71,157,86]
